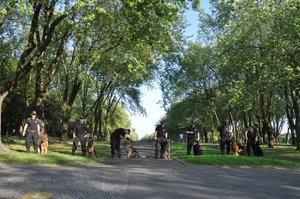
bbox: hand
[22,132,26,137]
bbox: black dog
[193,142,204,155]
[255,140,263,156]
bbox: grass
[171,142,300,168]
[0,136,110,165]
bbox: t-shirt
[155,125,167,138]
[186,125,196,140]
[73,122,89,137]
[111,128,126,139]
[26,117,40,131]
[247,126,257,140]
[219,125,230,140]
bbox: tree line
[0,0,200,147]
[160,0,300,150]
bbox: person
[154,120,168,159]
[218,121,232,155]
[22,111,41,154]
[185,121,198,155]
[71,115,90,156]
[245,123,258,156]
[110,128,131,158]
[179,133,184,143]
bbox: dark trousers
[220,139,230,154]
[155,139,166,158]
[187,138,194,155]
[247,140,256,156]
[72,136,86,156]
[110,136,121,158]
[26,131,39,153]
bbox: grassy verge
[0,137,110,165]
[171,143,300,167]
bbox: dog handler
[186,121,198,155]
[71,115,90,156]
[245,123,258,156]
[218,121,232,155]
[22,111,41,154]
[110,128,131,158]
[154,120,168,159]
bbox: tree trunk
[0,92,8,150]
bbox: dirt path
[0,141,300,199]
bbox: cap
[80,115,85,119]
[160,120,165,124]
[31,111,37,115]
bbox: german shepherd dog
[40,133,49,155]
[255,139,263,156]
[87,135,97,158]
[164,139,171,159]
[231,137,246,156]
[125,138,140,158]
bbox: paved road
[0,141,300,199]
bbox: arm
[154,131,157,140]
[244,130,248,141]
[73,125,77,139]
[37,124,41,136]
[22,124,28,136]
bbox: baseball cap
[31,111,37,115]
[80,115,85,119]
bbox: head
[125,128,131,134]
[31,111,37,119]
[253,123,258,129]
[79,115,85,123]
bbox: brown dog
[231,137,245,156]
[87,136,97,158]
[125,138,140,158]
[40,133,49,155]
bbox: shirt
[155,125,167,138]
[111,128,126,139]
[73,122,89,137]
[26,117,40,131]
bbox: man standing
[245,124,258,156]
[71,115,90,156]
[218,121,232,155]
[22,111,41,154]
[154,120,168,159]
[186,121,198,155]
[110,128,131,158]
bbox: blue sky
[129,1,211,139]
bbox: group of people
[218,121,260,156]
[22,111,260,158]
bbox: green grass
[171,143,300,167]
[0,137,110,165]
[262,144,300,159]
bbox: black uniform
[155,124,168,158]
[72,122,89,156]
[110,128,126,158]
[25,117,40,153]
[218,124,231,154]
[186,124,198,155]
[246,126,257,156]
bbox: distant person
[71,115,90,156]
[218,121,232,155]
[110,128,131,158]
[245,124,258,156]
[154,120,168,159]
[22,111,41,154]
[179,133,184,143]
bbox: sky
[129,1,211,139]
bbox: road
[0,141,300,199]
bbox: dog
[40,133,49,155]
[125,138,140,158]
[231,138,245,156]
[255,140,263,156]
[193,141,204,155]
[87,136,97,158]
[164,139,171,159]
